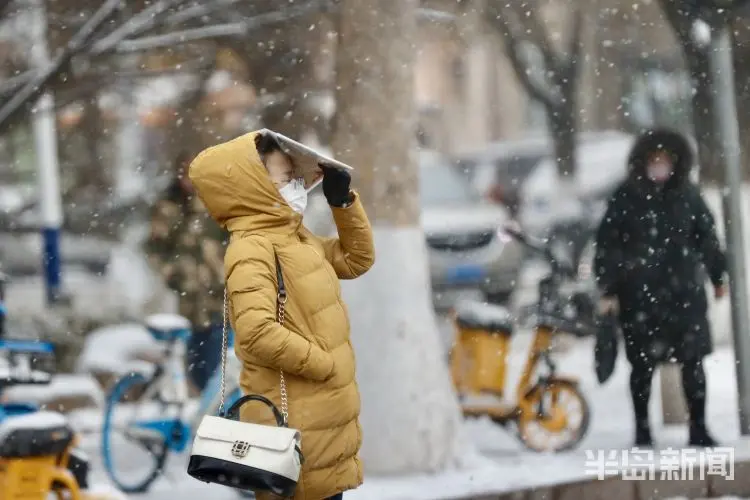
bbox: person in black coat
[594,129,727,447]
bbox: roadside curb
[456,460,750,500]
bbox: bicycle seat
[145,314,191,342]
[454,301,514,334]
[0,411,74,458]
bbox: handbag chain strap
[218,254,289,425]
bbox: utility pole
[706,23,750,435]
[31,0,64,305]
[677,0,750,435]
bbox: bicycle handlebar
[503,224,577,278]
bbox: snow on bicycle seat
[0,411,74,458]
[145,314,191,342]
[0,366,52,386]
[454,300,514,334]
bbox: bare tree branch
[0,0,123,128]
[0,0,21,20]
[163,0,247,27]
[522,5,566,75]
[557,4,583,89]
[115,22,246,52]
[0,71,33,97]
[486,4,562,108]
[114,0,329,52]
[89,0,186,55]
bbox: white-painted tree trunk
[331,0,474,475]
[341,227,469,474]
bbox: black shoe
[634,422,653,447]
[689,425,718,447]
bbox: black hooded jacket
[594,129,726,362]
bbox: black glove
[320,164,353,207]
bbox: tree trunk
[659,0,722,183]
[80,101,109,194]
[331,0,466,475]
[732,23,750,179]
[591,0,626,131]
[685,49,722,183]
[549,101,577,178]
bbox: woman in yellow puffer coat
[189,130,374,500]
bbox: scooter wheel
[516,379,590,452]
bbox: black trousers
[629,356,707,429]
[186,324,223,392]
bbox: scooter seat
[0,411,74,458]
[454,301,514,334]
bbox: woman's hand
[320,163,353,207]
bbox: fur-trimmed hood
[627,128,694,188]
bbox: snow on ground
[18,253,741,499]
[464,336,750,473]
[62,327,747,500]
[1,182,747,498]
[83,485,129,500]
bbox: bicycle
[101,313,247,494]
[0,339,112,499]
[449,224,592,452]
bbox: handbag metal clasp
[231,440,251,458]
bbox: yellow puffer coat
[189,131,375,500]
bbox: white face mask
[278,178,307,214]
[647,162,672,183]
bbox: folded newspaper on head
[258,128,353,192]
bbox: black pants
[629,356,707,429]
[186,324,223,392]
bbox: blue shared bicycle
[101,313,249,496]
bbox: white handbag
[187,255,302,497]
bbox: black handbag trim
[224,394,285,426]
[222,394,304,464]
[188,454,297,497]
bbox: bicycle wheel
[516,379,590,452]
[102,371,188,493]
